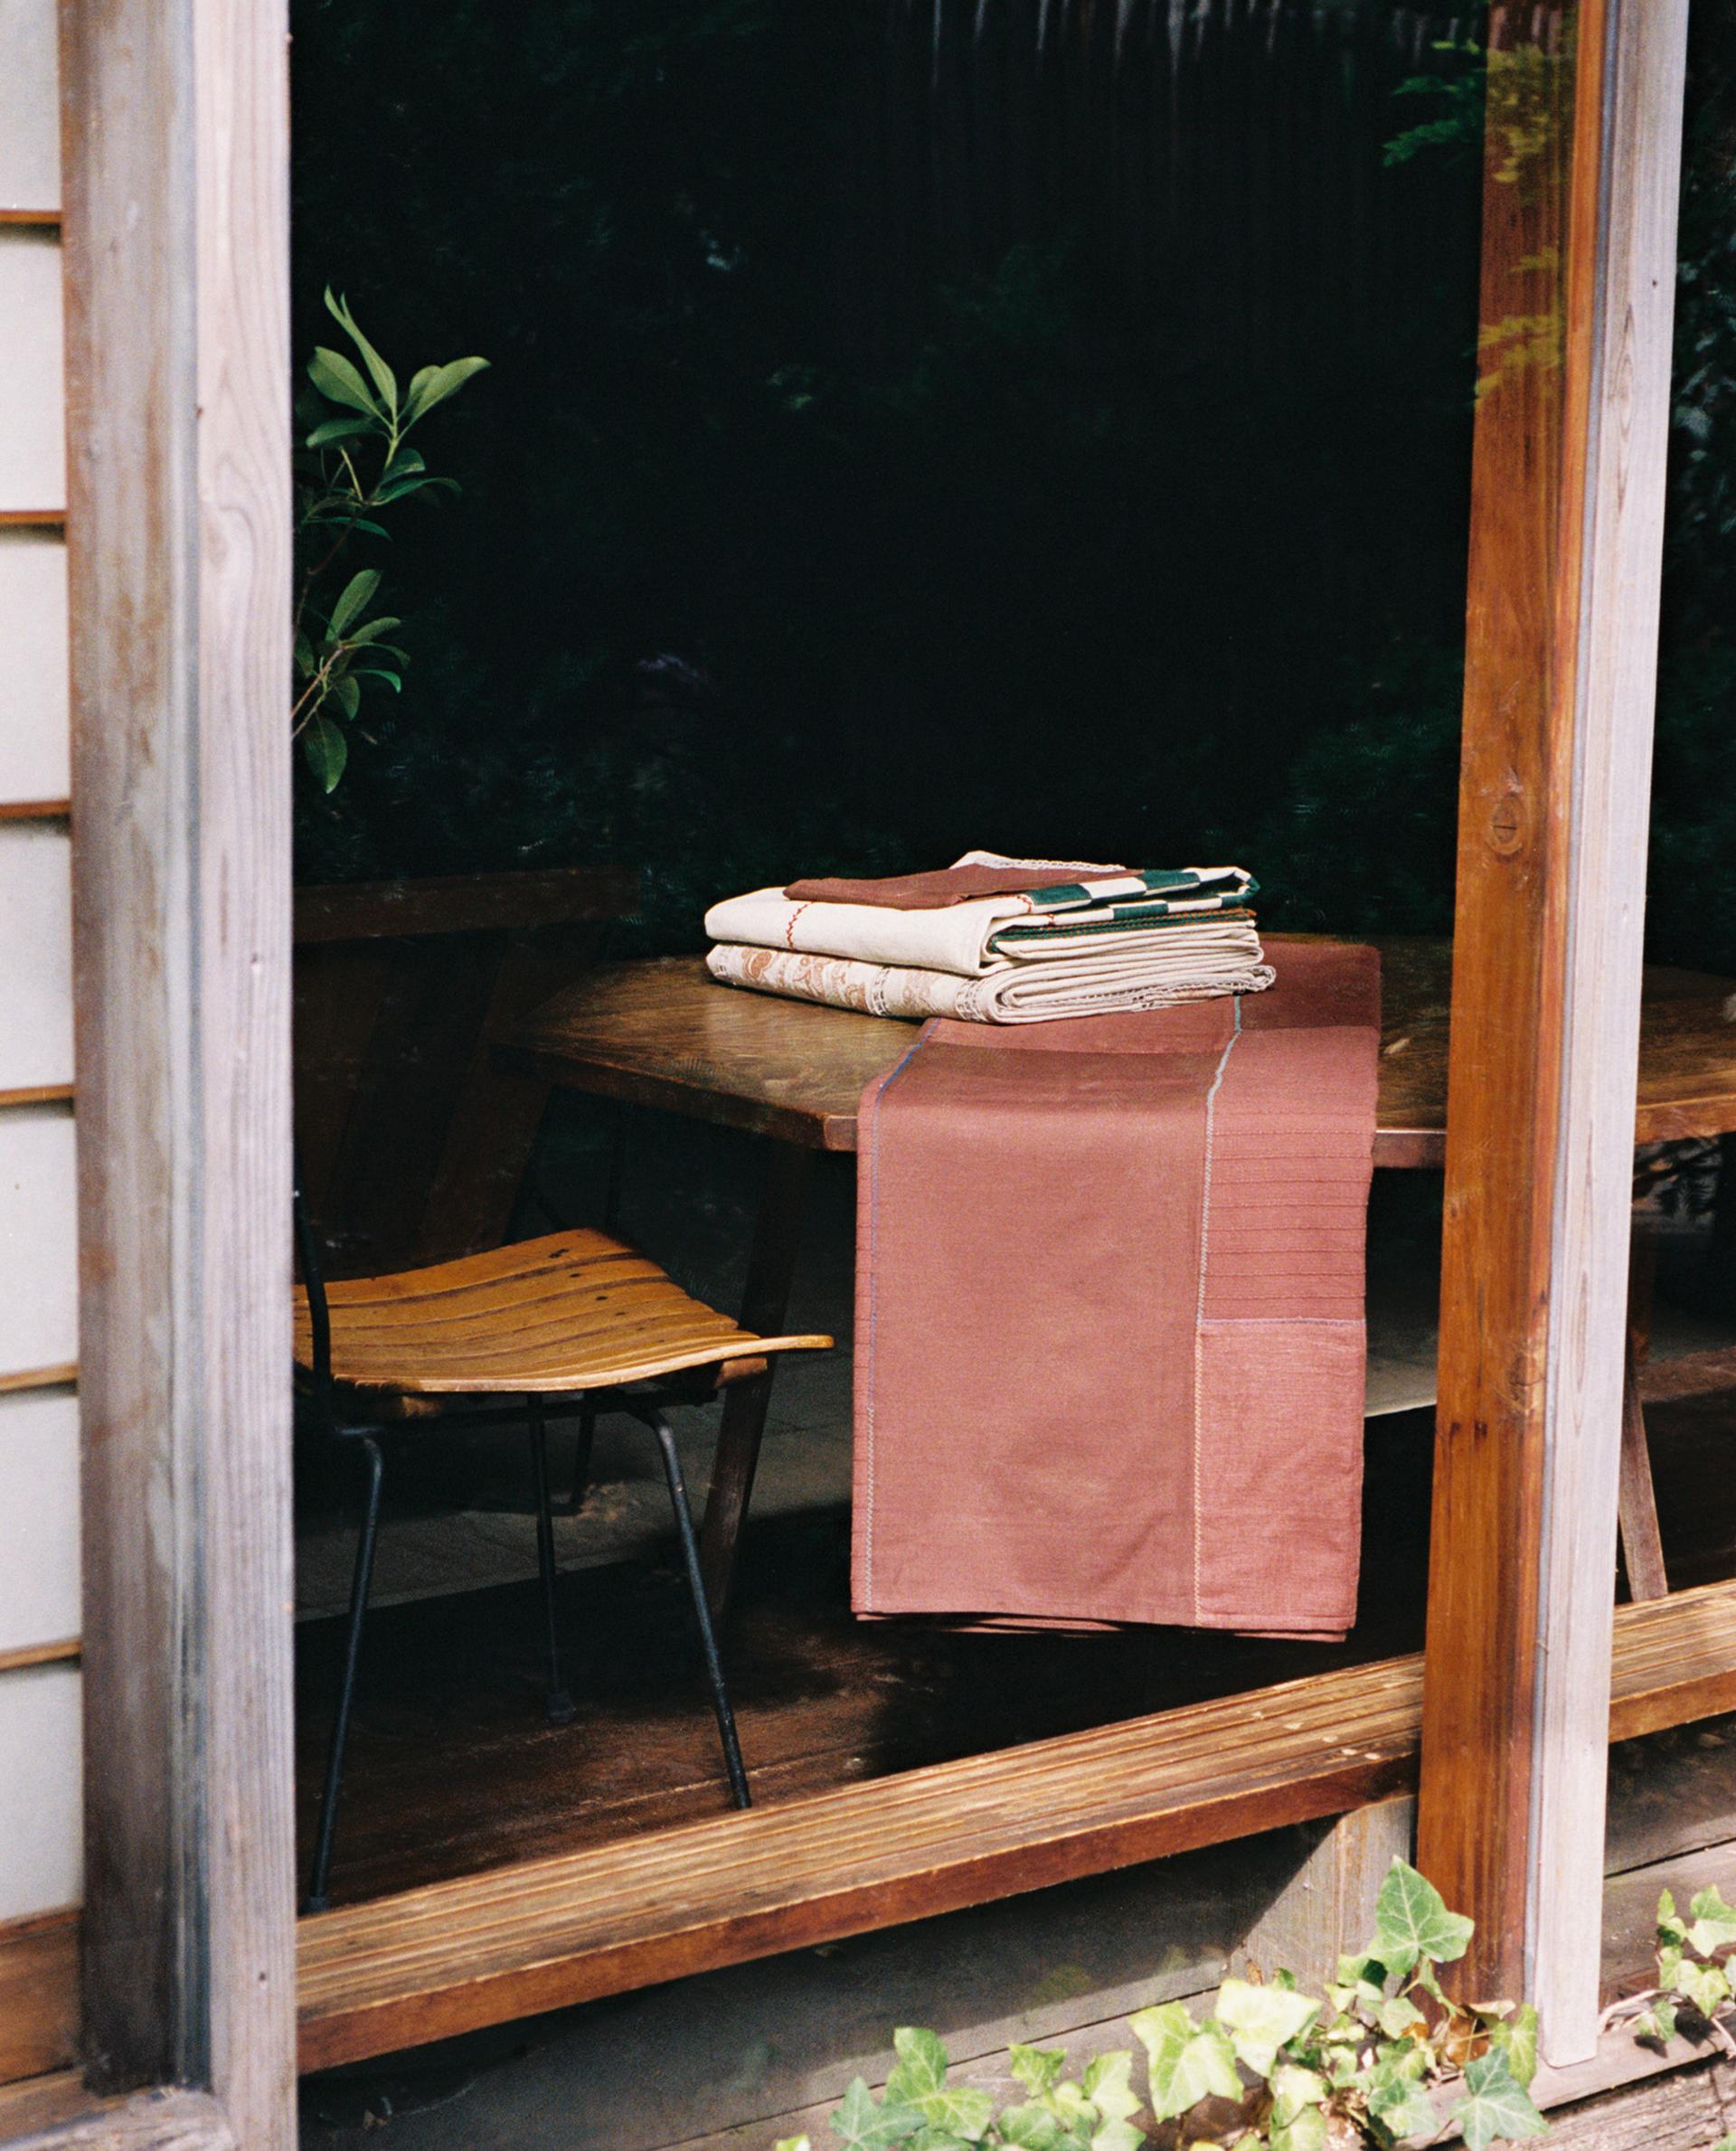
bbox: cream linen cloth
[703,851,1259,979]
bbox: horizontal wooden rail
[0,1087,74,1111]
[0,1366,78,1398]
[297,1574,1736,2071]
[0,1639,79,1676]
[0,513,65,531]
[0,803,71,824]
[0,210,61,228]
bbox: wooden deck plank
[296,1574,1736,2071]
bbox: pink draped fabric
[851,939,1380,1637]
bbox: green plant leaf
[1377,1994,1427,2040]
[307,346,382,419]
[1373,1861,1475,1979]
[1212,1978,1319,2075]
[1008,2046,1066,2099]
[1270,2108,1327,2151]
[328,569,382,637]
[372,472,447,505]
[995,2104,1074,2151]
[1269,2061,1328,2127]
[828,2076,923,2149]
[401,354,490,426]
[293,629,315,678]
[1629,2001,1679,2044]
[325,288,397,413]
[332,674,362,722]
[382,446,426,482]
[1487,2003,1539,2089]
[1134,2008,1241,2125]
[1448,2051,1548,2151]
[303,714,347,792]
[305,414,375,448]
[1089,2122,1143,2151]
[1677,1957,1731,2018]
[1363,2048,1436,2140]
[1687,1887,1736,1956]
[1657,1890,1687,1947]
[1080,2052,1140,2126]
[774,2138,813,2151]
[344,617,402,645]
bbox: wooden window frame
[22,0,1703,2141]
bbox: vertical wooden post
[61,0,295,2140]
[1416,0,1687,2060]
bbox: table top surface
[497,938,1736,1165]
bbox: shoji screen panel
[0,0,81,1976]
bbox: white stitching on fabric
[860,1025,933,1609]
[1192,999,1244,1625]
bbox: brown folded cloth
[851,938,1380,1637]
[784,861,1115,909]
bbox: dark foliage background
[289,0,1736,963]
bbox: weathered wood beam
[1417,0,1688,2059]
[59,0,295,2140]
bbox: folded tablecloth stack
[703,850,1275,1024]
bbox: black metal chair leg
[528,1404,576,1723]
[305,1434,385,1915]
[648,1409,751,1809]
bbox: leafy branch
[776,1863,1548,2151]
[293,288,488,792]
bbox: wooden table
[497,937,1736,1610]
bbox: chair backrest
[294,866,637,1279]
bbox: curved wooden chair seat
[294,1228,832,1397]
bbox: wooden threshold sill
[296,1574,1736,2071]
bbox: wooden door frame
[51,0,297,2145]
[18,0,1701,2139]
[1416,0,1691,2065]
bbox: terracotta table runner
[852,939,1381,1637]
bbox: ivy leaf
[995,2104,1075,2151]
[1213,1979,1320,2076]
[324,288,397,414]
[1448,2051,1548,2151]
[1080,2051,1140,2126]
[328,570,382,637]
[1677,1957,1731,2019]
[828,2076,924,2149]
[1687,1887,1736,1957]
[307,345,382,420]
[908,2088,994,2142]
[1269,2061,1329,2126]
[1140,2021,1241,2124]
[1363,2048,1437,2141]
[1008,2046,1066,2099]
[1269,2108,1327,2151]
[1373,1860,1475,1979]
[775,2138,814,2151]
[1377,1994,1427,2040]
[303,714,347,793]
[402,355,491,426]
[1657,1890,1687,1947]
[1629,2001,1679,2044]
[885,2029,949,2103]
[1486,2003,1539,2089]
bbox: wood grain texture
[1529,0,1690,2063]
[0,803,70,823]
[1233,1797,1415,1995]
[0,212,61,230]
[500,943,1736,1165]
[295,1574,1736,2071]
[0,1908,79,2087]
[295,1228,830,1394]
[0,2089,232,2151]
[60,0,295,2136]
[0,1088,74,1109]
[0,514,63,531]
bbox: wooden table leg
[700,1142,815,1621]
[1618,1219,1668,1602]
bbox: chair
[295,1190,832,1912]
